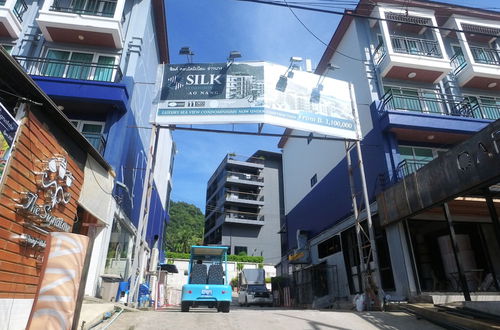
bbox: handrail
[373,42,386,64]
[50,0,117,17]
[14,55,123,83]
[390,35,442,58]
[450,50,467,75]
[396,159,429,180]
[13,0,27,22]
[470,46,500,66]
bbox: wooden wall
[0,110,83,299]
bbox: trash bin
[100,274,122,302]
[116,281,129,303]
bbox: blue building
[279,0,500,305]
[0,0,174,298]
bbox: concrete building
[0,0,174,302]
[204,151,283,264]
[279,0,500,306]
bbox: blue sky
[165,0,499,211]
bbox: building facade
[0,0,174,300]
[279,0,500,305]
[204,151,283,264]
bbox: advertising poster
[0,102,18,181]
[156,62,361,140]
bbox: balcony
[225,210,264,226]
[36,0,124,48]
[82,132,106,155]
[452,47,500,91]
[14,56,123,83]
[226,171,264,187]
[375,37,451,83]
[0,0,27,38]
[225,190,264,207]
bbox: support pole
[346,141,366,293]
[128,124,160,306]
[484,189,500,250]
[443,202,471,301]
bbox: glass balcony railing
[380,88,500,120]
[390,36,442,58]
[226,171,263,182]
[50,0,117,17]
[82,132,106,155]
[14,56,123,83]
[470,46,500,66]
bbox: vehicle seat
[208,264,224,284]
[190,263,207,284]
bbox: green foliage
[257,263,263,269]
[236,262,244,271]
[164,201,204,254]
[265,277,271,284]
[165,251,264,263]
[237,251,247,256]
[230,277,238,288]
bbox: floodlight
[179,47,194,63]
[290,56,303,63]
[275,75,288,92]
[228,51,242,60]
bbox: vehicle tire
[181,301,190,312]
[221,301,230,313]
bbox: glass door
[93,56,115,82]
[67,52,93,80]
[43,50,70,77]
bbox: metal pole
[128,124,160,306]
[355,140,383,294]
[484,190,500,250]
[345,140,366,293]
[443,202,471,301]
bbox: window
[71,120,106,152]
[42,49,118,82]
[310,174,317,187]
[234,246,247,256]
[398,145,446,175]
[307,132,313,144]
[317,235,341,259]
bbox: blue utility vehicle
[181,246,232,313]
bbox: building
[204,151,283,264]
[279,0,500,305]
[0,47,117,329]
[0,0,174,300]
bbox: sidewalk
[76,296,139,330]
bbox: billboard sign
[156,62,361,140]
[0,102,19,182]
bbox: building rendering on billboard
[156,62,361,140]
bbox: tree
[165,201,204,253]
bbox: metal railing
[468,98,500,120]
[13,0,27,22]
[470,46,500,66]
[226,210,264,222]
[225,190,263,202]
[373,43,386,64]
[227,153,265,165]
[14,56,123,83]
[450,50,467,75]
[390,36,442,58]
[82,132,106,155]
[0,0,6,5]
[227,171,263,182]
[395,159,429,181]
[380,88,476,118]
[51,0,117,17]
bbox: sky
[165,0,499,212]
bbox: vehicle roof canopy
[191,245,228,258]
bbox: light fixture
[310,63,339,103]
[78,35,84,40]
[407,72,417,78]
[227,51,242,67]
[275,56,303,92]
[488,82,497,88]
[427,135,435,140]
[179,46,194,63]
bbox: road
[103,305,444,330]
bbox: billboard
[27,232,89,330]
[156,62,361,140]
[0,102,19,182]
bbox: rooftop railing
[390,35,442,58]
[14,56,123,83]
[50,0,117,17]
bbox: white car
[238,284,273,307]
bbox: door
[94,56,116,82]
[43,50,70,77]
[67,52,93,80]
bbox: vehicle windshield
[247,285,267,292]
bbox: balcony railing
[50,0,117,17]
[470,46,500,66]
[226,190,263,202]
[14,56,123,83]
[390,36,442,58]
[82,132,106,155]
[227,171,263,182]
[226,210,263,222]
[396,159,429,180]
[450,50,467,75]
[380,88,500,120]
[0,0,5,5]
[227,153,265,165]
[13,0,27,22]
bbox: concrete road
[103,305,444,330]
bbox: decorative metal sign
[17,157,73,232]
[19,234,47,249]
